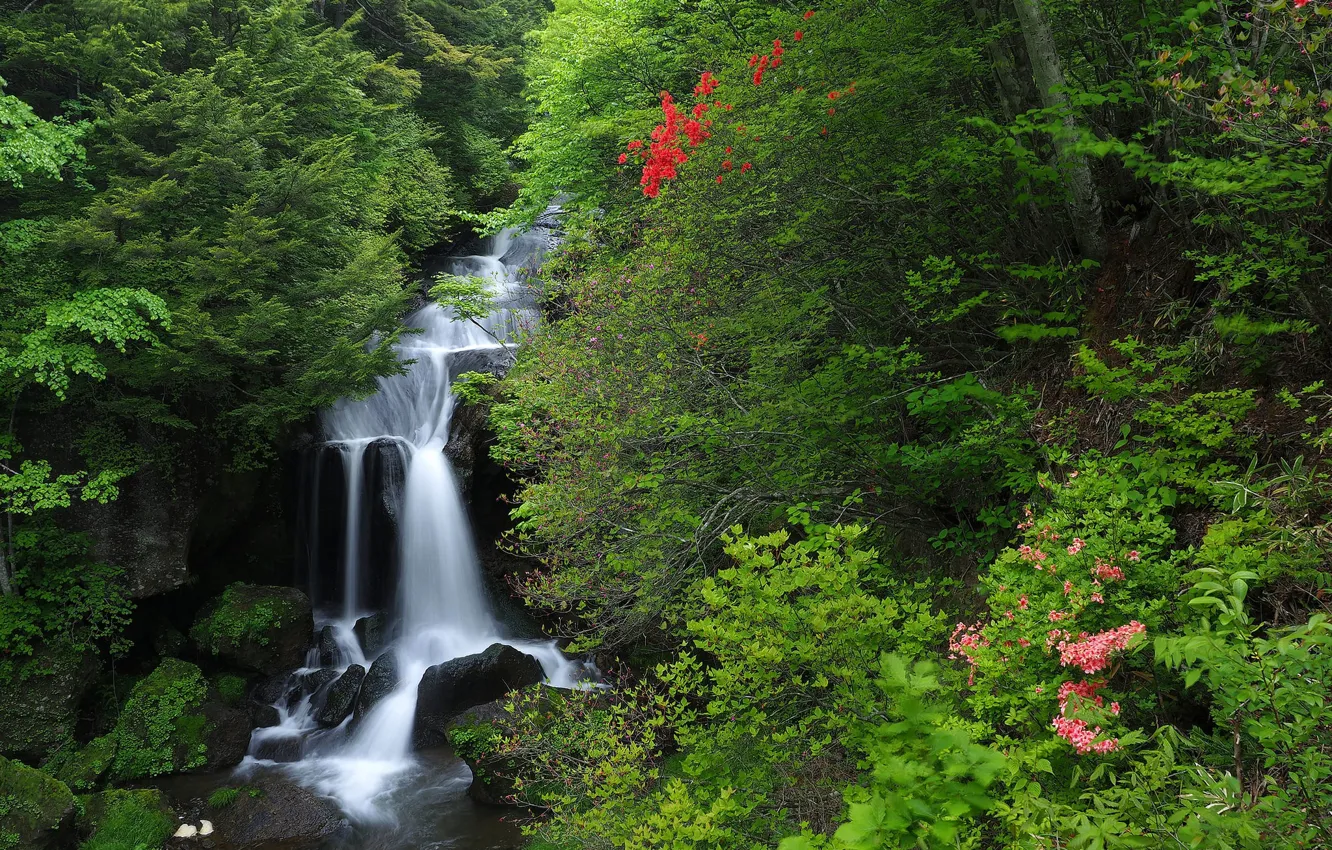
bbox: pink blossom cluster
[1057,622,1146,674]
[1052,680,1121,754]
[948,621,989,683]
[1093,558,1124,581]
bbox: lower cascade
[244,212,592,823]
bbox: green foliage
[0,77,85,188]
[109,659,208,780]
[79,789,173,850]
[189,582,298,654]
[212,674,247,707]
[52,735,118,793]
[206,787,240,810]
[0,756,74,850]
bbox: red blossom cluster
[749,37,786,85]
[1093,558,1125,581]
[1052,681,1122,754]
[1056,621,1146,674]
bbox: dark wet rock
[250,701,281,729]
[152,621,191,659]
[352,651,399,725]
[316,625,340,667]
[251,674,291,706]
[210,773,346,849]
[316,665,365,728]
[189,584,314,675]
[0,754,76,850]
[202,700,251,771]
[352,613,387,656]
[250,735,304,763]
[413,643,544,749]
[285,669,338,706]
[0,639,100,762]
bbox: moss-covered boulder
[76,788,174,850]
[109,659,210,781]
[0,640,100,763]
[51,735,117,793]
[0,755,76,850]
[189,584,313,675]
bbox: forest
[2,0,1331,849]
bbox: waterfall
[248,210,588,823]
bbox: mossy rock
[189,584,313,675]
[77,789,173,850]
[0,640,100,763]
[0,755,75,850]
[109,659,209,781]
[52,735,117,793]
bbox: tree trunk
[1011,0,1107,261]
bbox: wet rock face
[189,584,314,675]
[316,624,340,667]
[202,700,252,771]
[316,665,365,728]
[209,773,347,849]
[0,639,99,762]
[352,650,399,725]
[353,612,387,656]
[413,643,544,749]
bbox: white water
[247,218,591,823]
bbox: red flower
[693,71,720,98]
[692,102,709,118]
[772,39,784,57]
[803,9,815,19]
[740,162,752,172]
[794,29,803,40]
[618,153,628,164]
[1294,0,1309,6]
[627,139,644,151]
[724,146,732,153]
[716,175,724,184]
[828,90,840,100]
[827,107,835,115]
[722,160,732,170]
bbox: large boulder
[0,640,100,762]
[351,651,398,725]
[50,734,117,793]
[201,699,251,771]
[413,644,544,749]
[208,773,346,849]
[190,583,314,675]
[0,755,76,850]
[316,665,365,728]
[109,658,211,780]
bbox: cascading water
[245,210,590,827]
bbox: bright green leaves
[0,288,170,400]
[0,78,86,188]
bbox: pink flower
[1058,622,1146,674]
[1127,550,1141,562]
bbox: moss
[109,659,209,781]
[212,674,247,707]
[0,756,75,850]
[53,736,118,793]
[78,790,172,850]
[206,787,239,809]
[189,583,299,654]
